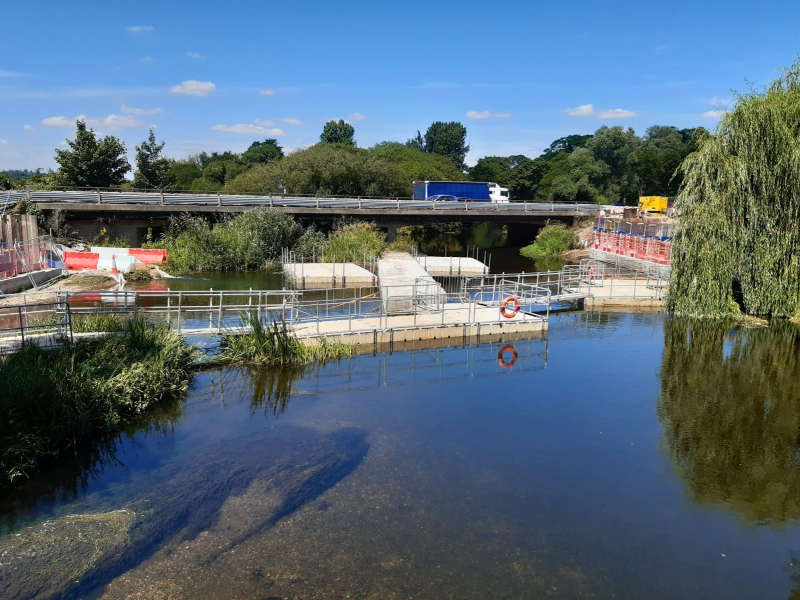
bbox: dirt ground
[0,272,118,307]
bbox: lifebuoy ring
[500,296,521,319]
[586,265,595,279]
[498,345,518,369]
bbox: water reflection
[659,319,800,524]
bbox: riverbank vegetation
[0,321,195,485]
[520,223,580,258]
[220,313,355,366]
[667,60,800,318]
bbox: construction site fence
[0,235,65,280]
[592,231,671,266]
[593,217,675,240]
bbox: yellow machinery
[639,196,670,215]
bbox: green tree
[586,126,641,204]
[369,142,464,190]
[423,121,469,170]
[507,157,550,200]
[133,128,173,189]
[52,120,130,187]
[405,131,424,150]
[668,61,800,318]
[241,139,284,165]
[169,161,202,189]
[541,134,593,159]
[469,156,514,185]
[320,120,356,145]
[226,143,408,197]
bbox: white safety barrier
[96,254,136,273]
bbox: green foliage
[292,225,328,258]
[423,121,469,170]
[320,119,356,145]
[220,313,354,366]
[226,144,408,197]
[324,220,387,262]
[659,319,800,524]
[468,156,523,186]
[169,161,202,189]
[0,321,195,484]
[71,313,125,332]
[369,142,464,192]
[241,139,284,165]
[122,269,152,282]
[154,209,305,274]
[133,129,174,189]
[668,61,800,318]
[7,197,44,226]
[520,222,579,258]
[51,121,131,187]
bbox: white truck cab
[488,182,510,203]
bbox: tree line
[1,118,705,204]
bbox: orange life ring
[500,295,521,318]
[498,345,518,369]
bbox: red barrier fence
[593,232,671,266]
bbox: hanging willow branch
[668,60,800,318]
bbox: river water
[4,312,800,599]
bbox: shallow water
[5,313,800,599]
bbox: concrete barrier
[90,246,168,264]
[97,254,136,273]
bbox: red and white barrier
[592,232,671,266]
[90,246,168,264]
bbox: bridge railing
[23,186,602,212]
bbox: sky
[1,0,798,172]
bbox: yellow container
[639,196,669,215]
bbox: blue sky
[1,0,798,171]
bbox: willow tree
[668,61,800,317]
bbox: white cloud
[702,109,727,119]
[186,52,205,59]
[465,110,512,119]
[0,139,8,145]
[23,125,34,131]
[254,119,275,126]
[280,118,303,125]
[140,57,154,63]
[259,89,275,96]
[211,124,286,136]
[596,108,637,119]
[565,104,637,118]
[170,80,216,96]
[42,114,145,129]
[127,25,153,33]
[347,112,366,121]
[565,104,596,116]
[121,104,163,115]
[0,69,25,78]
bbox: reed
[220,312,355,366]
[0,320,196,485]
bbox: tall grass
[520,222,580,258]
[221,312,355,366]
[0,321,196,485]
[323,220,386,262]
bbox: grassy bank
[520,222,580,259]
[220,313,355,366]
[0,321,196,485]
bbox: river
[3,312,800,599]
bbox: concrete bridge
[6,189,601,244]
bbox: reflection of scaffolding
[189,338,549,413]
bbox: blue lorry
[413,181,507,202]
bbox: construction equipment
[639,196,670,215]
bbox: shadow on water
[1,423,369,600]
[659,318,800,525]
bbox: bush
[520,222,579,258]
[0,321,195,484]
[152,209,304,274]
[324,220,386,262]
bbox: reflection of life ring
[498,345,518,369]
[500,296,521,318]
